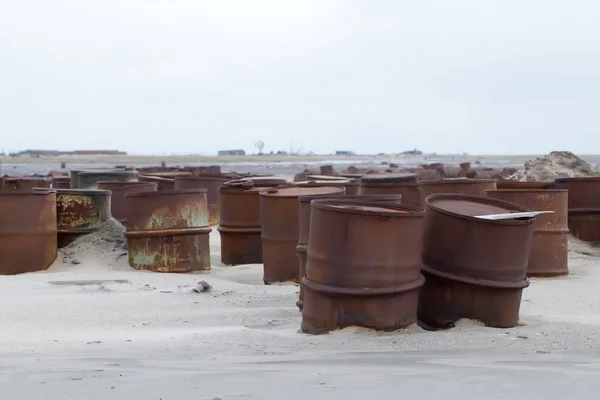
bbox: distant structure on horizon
[217,149,246,156]
[9,149,127,157]
[335,150,355,156]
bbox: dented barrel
[218,177,288,266]
[55,189,112,248]
[419,193,534,329]
[125,189,212,273]
[0,190,58,275]
[301,199,425,334]
[296,193,403,311]
[486,189,569,277]
[260,186,345,284]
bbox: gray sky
[1,0,599,155]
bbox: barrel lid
[78,170,136,176]
[5,177,51,181]
[420,178,495,185]
[360,173,418,183]
[310,198,424,217]
[125,188,208,198]
[295,179,352,186]
[305,175,349,181]
[426,193,533,223]
[260,186,344,198]
[141,171,191,178]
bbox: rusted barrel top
[97,181,158,224]
[138,174,176,191]
[554,177,600,209]
[51,176,71,189]
[125,189,210,231]
[77,170,138,189]
[419,179,496,208]
[496,181,555,189]
[360,173,420,206]
[306,175,349,181]
[0,189,58,275]
[423,193,534,287]
[485,189,569,277]
[2,177,52,190]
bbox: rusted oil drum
[55,189,112,248]
[260,186,345,284]
[0,190,58,275]
[218,177,289,266]
[419,193,534,329]
[465,168,507,180]
[486,189,569,277]
[496,181,555,189]
[137,174,177,191]
[294,179,360,195]
[296,193,404,311]
[124,189,212,273]
[301,199,425,334]
[554,177,600,209]
[419,179,496,208]
[77,170,137,189]
[3,177,51,190]
[567,209,600,243]
[360,173,421,207]
[174,175,236,226]
[97,181,158,226]
[52,176,71,189]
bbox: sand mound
[510,151,599,182]
[59,218,128,263]
[568,235,600,258]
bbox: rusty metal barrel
[174,174,237,226]
[138,174,177,191]
[486,189,569,277]
[301,199,425,334]
[419,179,496,208]
[55,189,112,248]
[419,193,534,329]
[2,177,51,190]
[218,177,288,266]
[124,189,212,273]
[51,176,71,189]
[360,173,421,207]
[294,178,360,195]
[97,181,158,226]
[296,193,404,311]
[76,170,138,189]
[554,177,600,243]
[496,181,555,189]
[0,190,58,275]
[260,186,345,284]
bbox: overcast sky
[1,1,599,155]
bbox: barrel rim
[174,175,235,182]
[298,193,403,204]
[124,188,208,198]
[259,186,345,198]
[426,193,535,225]
[310,198,424,217]
[360,173,418,183]
[0,189,56,195]
[555,177,600,183]
[568,208,600,215]
[137,174,175,183]
[420,178,495,186]
[4,177,52,182]
[54,189,112,196]
[125,226,213,237]
[77,170,137,176]
[485,188,568,194]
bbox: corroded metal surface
[419,193,534,329]
[76,170,138,189]
[137,174,176,191]
[296,193,404,311]
[486,189,569,277]
[294,179,360,195]
[260,186,345,284]
[2,177,51,190]
[567,209,600,243]
[419,179,496,208]
[125,189,212,272]
[51,176,71,189]
[174,174,238,226]
[218,177,288,266]
[496,181,555,189]
[0,190,57,275]
[554,177,600,209]
[360,173,421,207]
[301,199,425,334]
[55,189,112,248]
[97,181,158,226]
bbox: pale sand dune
[1,229,600,398]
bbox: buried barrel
[260,186,345,284]
[55,189,112,248]
[124,189,212,273]
[174,174,238,226]
[0,190,58,275]
[296,193,403,311]
[301,199,425,334]
[360,173,421,207]
[97,181,158,226]
[418,179,496,208]
[2,177,51,190]
[419,193,534,329]
[218,177,289,266]
[486,189,569,277]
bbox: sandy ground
[2,228,600,399]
